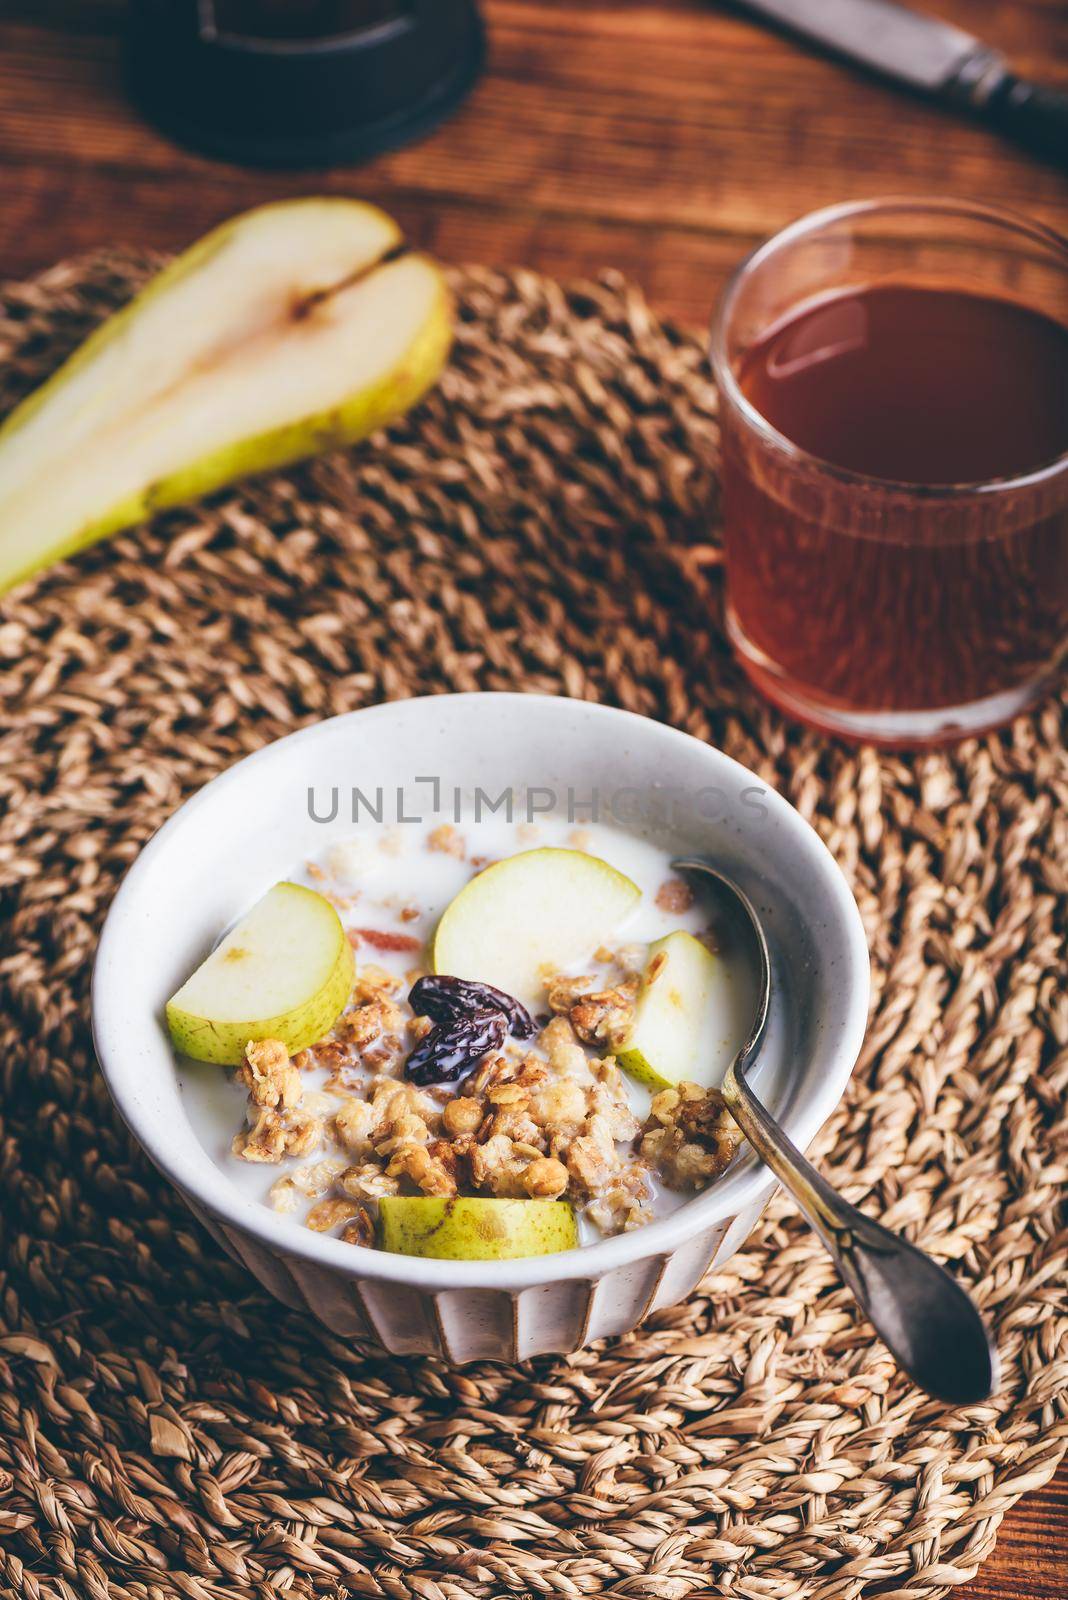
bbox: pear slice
[616,930,752,1093]
[432,847,640,1002]
[166,881,354,1065]
[0,198,452,593]
[378,1196,578,1260]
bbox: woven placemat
[0,250,1065,1600]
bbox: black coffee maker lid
[125,0,485,167]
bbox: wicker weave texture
[0,253,1064,1600]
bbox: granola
[231,953,742,1241]
[655,877,695,914]
[637,1082,741,1187]
[215,826,746,1253]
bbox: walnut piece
[290,1157,346,1197]
[470,1133,529,1198]
[334,1097,375,1155]
[306,1197,364,1233]
[239,1038,303,1109]
[341,1208,376,1248]
[389,1142,457,1197]
[339,1163,400,1201]
[367,1080,439,1150]
[567,978,638,1047]
[638,1083,740,1189]
[234,1106,323,1164]
[337,998,404,1050]
[545,974,593,1014]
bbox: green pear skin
[615,930,720,1092]
[166,881,355,1065]
[0,199,452,593]
[377,1196,579,1260]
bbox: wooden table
[0,2,1065,1595]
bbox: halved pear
[616,930,752,1093]
[0,198,452,593]
[378,1196,578,1260]
[432,847,640,1002]
[166,881,354,1065]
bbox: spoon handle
[722,1061,997,1405]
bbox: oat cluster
[232,954,741,1247]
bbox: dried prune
[408,974,536,1039]
[404,1008,507,1085]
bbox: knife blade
[733,0,1068,167]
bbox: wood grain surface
[0,2,1064,1595]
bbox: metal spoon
[672,856,997,1406]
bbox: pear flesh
[378,1196,578,1260]
[432,847,641,1002]
[166,881,355,1065]
[616,929,738,1092]
[0,198,452,593]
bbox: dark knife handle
[985,74,1068,165]
[947,57,1068,167]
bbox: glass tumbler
[710,198,1068,746]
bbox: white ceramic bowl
[93,693,869,1363]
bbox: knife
[732,0,1068,167]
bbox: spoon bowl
[673,855,998,1406]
